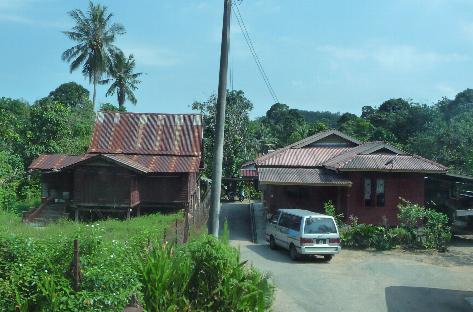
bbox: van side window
[288,215,302,231]
[278,213,290,227]
[269,211,280,224]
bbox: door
[275,213,291,249]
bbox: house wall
[41,172,73,199]
[73,165,133,207]
[139,173,189,208]
[262,172,425,226]
[346,172,425,225]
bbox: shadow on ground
[246,243,332,264]
[385,286,473,312]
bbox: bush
[0,211,176,311]
[139,235,274,312]
[340,217,397,250]
[398,200,451,251]
[323,201,344,227]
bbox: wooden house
[28,112,203,221]
[242,130,448,225]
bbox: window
[364,178,372,206]
[376,179,385,207]
[288,215,302,231]
[278,213,290,227]
[269,211,281,224]
[304,217,337,234]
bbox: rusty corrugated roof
[29,153,200,173]
[327,154,447,172]
[258,167,352,186]
[256,147,350,167]
[88,112,203,156]
[28,154,93,171]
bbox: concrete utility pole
[208,0,231,237]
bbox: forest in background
[2,83,473,212]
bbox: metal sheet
[258,167,351,186]
[88,112,203,156]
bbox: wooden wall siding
[130,176,140,207]
[346,172,425,225]
[74,166,132,206]
[42,172,73,198]
[138,173,189,206]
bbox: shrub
[323,200,344,227]
[139,236,274,312]
[398,199,451,251]
[340,217,396,250]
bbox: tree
[99,102,126,112]
[48,82,91,110]
[193,90,255,179]
[99,51,142,110]
[263,103,307,147]
[26,99,73,163]
[62,1,125,108]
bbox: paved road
[221,202,473,312]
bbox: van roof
[277,209,332,218]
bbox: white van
[266,209,341,261]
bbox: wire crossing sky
[1,0,473,117]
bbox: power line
[232,2,280,103]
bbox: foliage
[99,102,127,112]
[193,90,255,179]
[138,235,273,312]
[0,211,177,311]
[62,1,125,107]
[0,151,23,212]
[99,50,142,110]
[323,200,344,227]
[397,200,451,251]
[339,217,397,250]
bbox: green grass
[0,210,179,242]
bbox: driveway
[220,202,473,312]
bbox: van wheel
[269,236,277,250]
[323,255,333,262]
[289,245,299,261]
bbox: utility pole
[209,0,231,237]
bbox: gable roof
[258,167,352,186]
[88,112,203,156]
[29,153,201,173]
[253,130,447,173]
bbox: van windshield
[304,217,337,234]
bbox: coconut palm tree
[62,1,125,109]
[99,51,142,110]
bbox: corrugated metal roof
[256,147,350,167]
[240,168,258,177]
[88,112,203,156]
[258,167,352,186]
[28,154,93,171]
[29,153,200,173]
[330,154,447,172]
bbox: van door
[275,213,291,249]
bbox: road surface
[220,202,473,312]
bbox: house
[28,111,203,221]
[243,129,448,225]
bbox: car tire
[290,244,299,261]
[269,236,277,250]
[323,255,333,262]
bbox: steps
[28,203,69,226]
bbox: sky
[1,0,473,118]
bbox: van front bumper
[299,245,341,255]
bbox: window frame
[363,176,386,208]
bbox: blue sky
[1,0,473,117]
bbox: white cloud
[318,44,468,71]
[122,44,180,67]
[0,13,33,24]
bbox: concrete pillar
[126,209,131,220]
[75,208,79,222]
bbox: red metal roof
[327,154,447,172]
[88,112,203,156]
[258,167,352,186]
[29,154,200,173]
[240,169,258,177]
[29,154,93,171]
[256,147,350,167]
